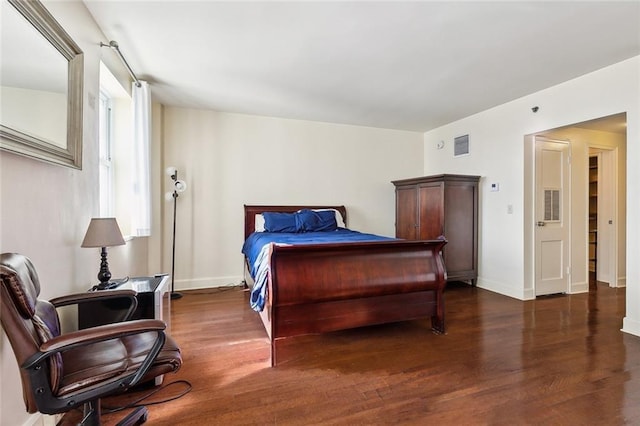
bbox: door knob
[537,221,545,227]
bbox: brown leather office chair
[0,253,183,425]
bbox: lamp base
[95,282,115,291]
[170,291,183,300]
[95,279,128,291]
[96,247,112,289]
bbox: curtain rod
[100,40,142,88]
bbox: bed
[242,205,448,366]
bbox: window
[98,61,151,237]
[98,90,114,217]
[98,62,132,233]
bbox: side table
[78,275,171,385]
[78,275,171,332]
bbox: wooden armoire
[392,174,480,285]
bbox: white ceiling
[84,1,640,132]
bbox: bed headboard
[244,205,347,240]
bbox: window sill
[123,235,146,242]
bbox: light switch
[490,183,500,192]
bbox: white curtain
[131,81,151,236]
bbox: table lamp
[81,217,125,290]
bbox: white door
[535,137,571,296]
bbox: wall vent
[544,189,561,221]
[454,135,470,157]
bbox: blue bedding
[242,229,396,311]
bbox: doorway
[587,147,619,289]
[588,153,599,288]
[525,112,626,296]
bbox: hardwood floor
[95,282,640,425]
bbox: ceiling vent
[454,135,470,157]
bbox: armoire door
[395,186,418,239]
[444,182,477,277]
[418,183,444,239]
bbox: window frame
[98,89,114,217]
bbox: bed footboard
[267,239,447,365]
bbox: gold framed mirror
[0,0,84,169]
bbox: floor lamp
[166,166,187,300]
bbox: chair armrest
[35,319,166,355]
[22,320,168,409]
[50,290,139,322]
[50,289,137,306]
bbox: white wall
[0,2,148,425]
[423,57,639,336]
[160,108,424,290]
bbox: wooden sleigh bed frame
[243,205,448,366]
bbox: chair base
[76,400,148,426]
[116,406,148,426]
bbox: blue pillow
[296,209,337,232]
[263,212,298,233]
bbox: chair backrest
[0,253,63,413]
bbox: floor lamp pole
[170,190,182,300]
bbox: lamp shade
[81,218,126,248]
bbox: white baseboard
[475,277,533,300]
[477,278,592,299]
[570,280,589,294]
[172,275,244,292]
[617,276,627,287]
[622,316,640,337]
[23,413,62,426]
